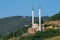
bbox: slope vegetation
[49,12,60,21]
[0,16,38,36]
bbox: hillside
[46,36,60,40]
[49,12,60,21]
[0,15,60,40]
[19,29,60,40]
[42,16,50,22]
[0,16,53,40]
[0,16,38,36]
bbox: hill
[19,29,60,40]
[49,12,60,21]
[0,16,49,40]
[46,36,60,40]
[0,16,38,36]
[42,16,50,22]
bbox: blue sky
[0,0,60,18]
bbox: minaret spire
[32,7,34,28]
[39,5,41,31]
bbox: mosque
[28,6,44,34]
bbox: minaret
[39,6,41,31]
[32,7,34,28]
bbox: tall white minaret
[39,6,41,31]
[32,7,34,28]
